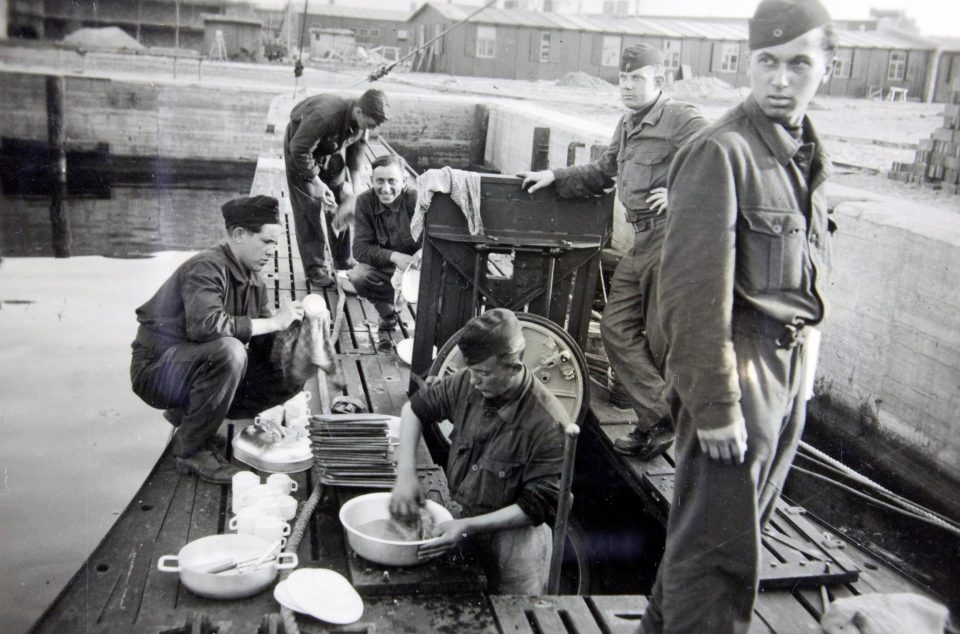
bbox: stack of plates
[309,414,398,488]
[274,568,363,624]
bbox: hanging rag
[820,592,950,634]
[270,296,337,389]
[411,166,482,240]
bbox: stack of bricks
[888,85,960,195]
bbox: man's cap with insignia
[222,195,280,227]
[458,308,526,366]
[749,0,832,50]
[620,44,664,73]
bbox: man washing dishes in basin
[389,308,566,595]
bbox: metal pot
[339,492,453,567]
[157,534,297,599]
[232,418,313,473]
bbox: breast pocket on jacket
[739,208,806,292]
[474,457,523,511]
[618,142,672,199]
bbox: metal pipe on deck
[46,75,71,258]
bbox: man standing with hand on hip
[642,1,836,632]
[520,45,707,459]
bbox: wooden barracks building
[5,1,958,103]
[407,3,954,103]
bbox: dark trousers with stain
[347,262,396,318]
[284,124,351,278]
[130,335,300,458]
[601,220,670,429]
[640,315,809,634]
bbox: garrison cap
[221,195,280,228]
[749,0,832,50]
[458,308,525,366]
[620,44,664,73]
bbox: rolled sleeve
[659,138,742,431]
[181,261,252,343]
[518,425,563,525]
[409,375,457,424]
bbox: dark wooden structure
[410,174,612,382]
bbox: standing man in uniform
[389,309,566,595]
[348,154,419,333]
[519,45,708,459]
[130,196,306,484]
[642,1,836,631]
[284,89,390,288]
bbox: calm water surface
[0,172,248,631]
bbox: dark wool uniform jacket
[132,244,270,356]
[410,368,566,526]
[658,95,834,432]
[552,94,708,216]
[285,94,366,184]
[352,188,420,269]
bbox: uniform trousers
[468,523,553,595]
[284,124,351,277]
[130,335,301,458]
[601,220,670,428]
[640,312,810,634]
[347,262,396,317]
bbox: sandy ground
[0,254,189,632]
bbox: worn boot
[176,449,241,484]
[614,416,675,460]
[307,265,336,290]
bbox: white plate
[400,266,420,303]
[273,578,307,613]
[395,338,436,366]
[396,338,415,365]
[285,568,363,624]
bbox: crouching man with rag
[130,195,332,484]
[389,308,566,594]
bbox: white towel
[412,167,483,240]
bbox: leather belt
[734,310,808,350]
[631,215,666,233]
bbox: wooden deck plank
[490,596,604,634]
[587,595,648,634]
[129,473,199,622]
[32,450,185,633]
[358,355,397,415]
[753,590,822,633]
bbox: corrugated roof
[267,2,411,22]
[835,29,935,51]
[414,3,936,50]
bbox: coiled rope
[796,440,960,537]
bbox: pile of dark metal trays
[309,414,397,488]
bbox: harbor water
[0,170,248,631]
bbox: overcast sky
[262,0,958,37]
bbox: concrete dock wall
[0,71,273,161]
[810,200,960,515]
[0,71,481,170]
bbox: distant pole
[46,75,72,258]
[174,0,181,49]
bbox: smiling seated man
[347,155,419,333]
[389,308,566,594]
[130,195,306,484]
